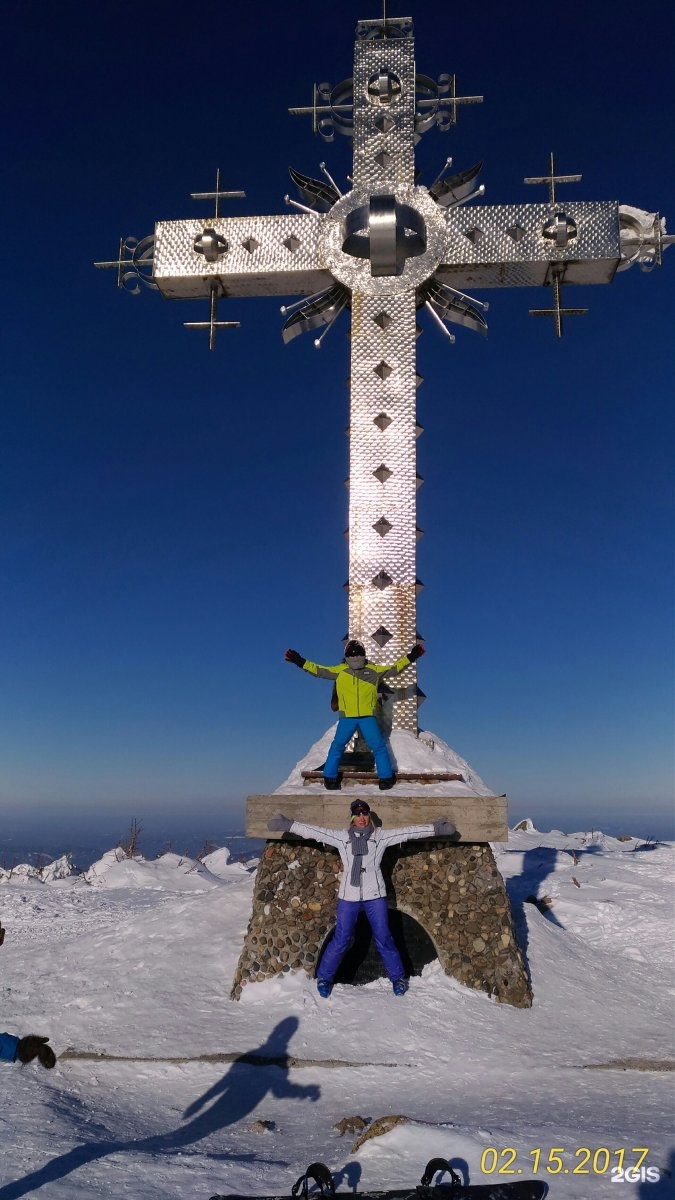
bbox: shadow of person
[505,842,604,974]
[332,1160,362,1192]
[638,1147,674,1197]
[0,1016,319,1200]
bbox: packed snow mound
[201,846,257,878]
[513,817,538,833]
[275,726,495,796]
[0,853,76,884]
[83,849,226,891]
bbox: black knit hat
[350,799,371,816]
[345,640,366,658]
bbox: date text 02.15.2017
[479,1147,655,1177]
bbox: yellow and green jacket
[302,656,411,718]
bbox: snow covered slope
[0,828,672,1200]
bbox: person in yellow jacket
[284,639,425,790]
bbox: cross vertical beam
[346,22,420,730]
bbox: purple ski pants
[318,897,405,982]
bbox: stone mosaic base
[231,838,532,1007]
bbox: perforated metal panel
[438,201,621,287]
[348,292,418,729]
[153,214,328,299]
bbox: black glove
[17,1035,56,1069]
[0,922,5,947]
[267,813,293,833]
[433,817,456,837]
[284,649,306,668]
[407,643,426,662]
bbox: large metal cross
[96,13,671,737]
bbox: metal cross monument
[97,11,672,740]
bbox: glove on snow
[433,817,457,838]
[267,813,293,833]
[407,643,425,662]
[18,1035,56,1069]
[0,922,5,947]
[284,649,306,668]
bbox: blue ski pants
[323,716,393,780]
[318,898,405,982]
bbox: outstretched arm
[377,817,456,850]
[0,1033,55,1068]
[284,650,342,681]
[377,643,426,680]
[267,814,344,849]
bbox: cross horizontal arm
[436,200,620,289]
[153,213,329,301]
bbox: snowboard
[209,1159,548,1200]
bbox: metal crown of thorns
[95,10,673,735]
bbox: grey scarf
[348,824,374,887]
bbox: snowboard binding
[208,1155,548,1200]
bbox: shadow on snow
[0,1017,319,1199]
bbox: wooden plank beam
[246,794,508,843]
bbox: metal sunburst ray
[281,282,350,344]
[288,166,339,211]
[421,277,488,337]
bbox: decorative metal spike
[371,625,393,647]
[430,160,482,207]
[373,463,392,483]
[373,516,393,537]
[318,162,343,198]
[283,194,322,217]
[374,360,393,380]
[373,112,396,133]
[373,310,392,330]
[373,412,392,431]
[372,570,393,590]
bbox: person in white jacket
[268,800,456,997]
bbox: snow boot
[392,978,408,996]
[378,774,396,791]
[323,776,341,790]
[316,979,333,998]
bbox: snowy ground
[0,826,673,1200]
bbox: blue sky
[2,0,673,841]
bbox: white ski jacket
[289,820,436,902]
